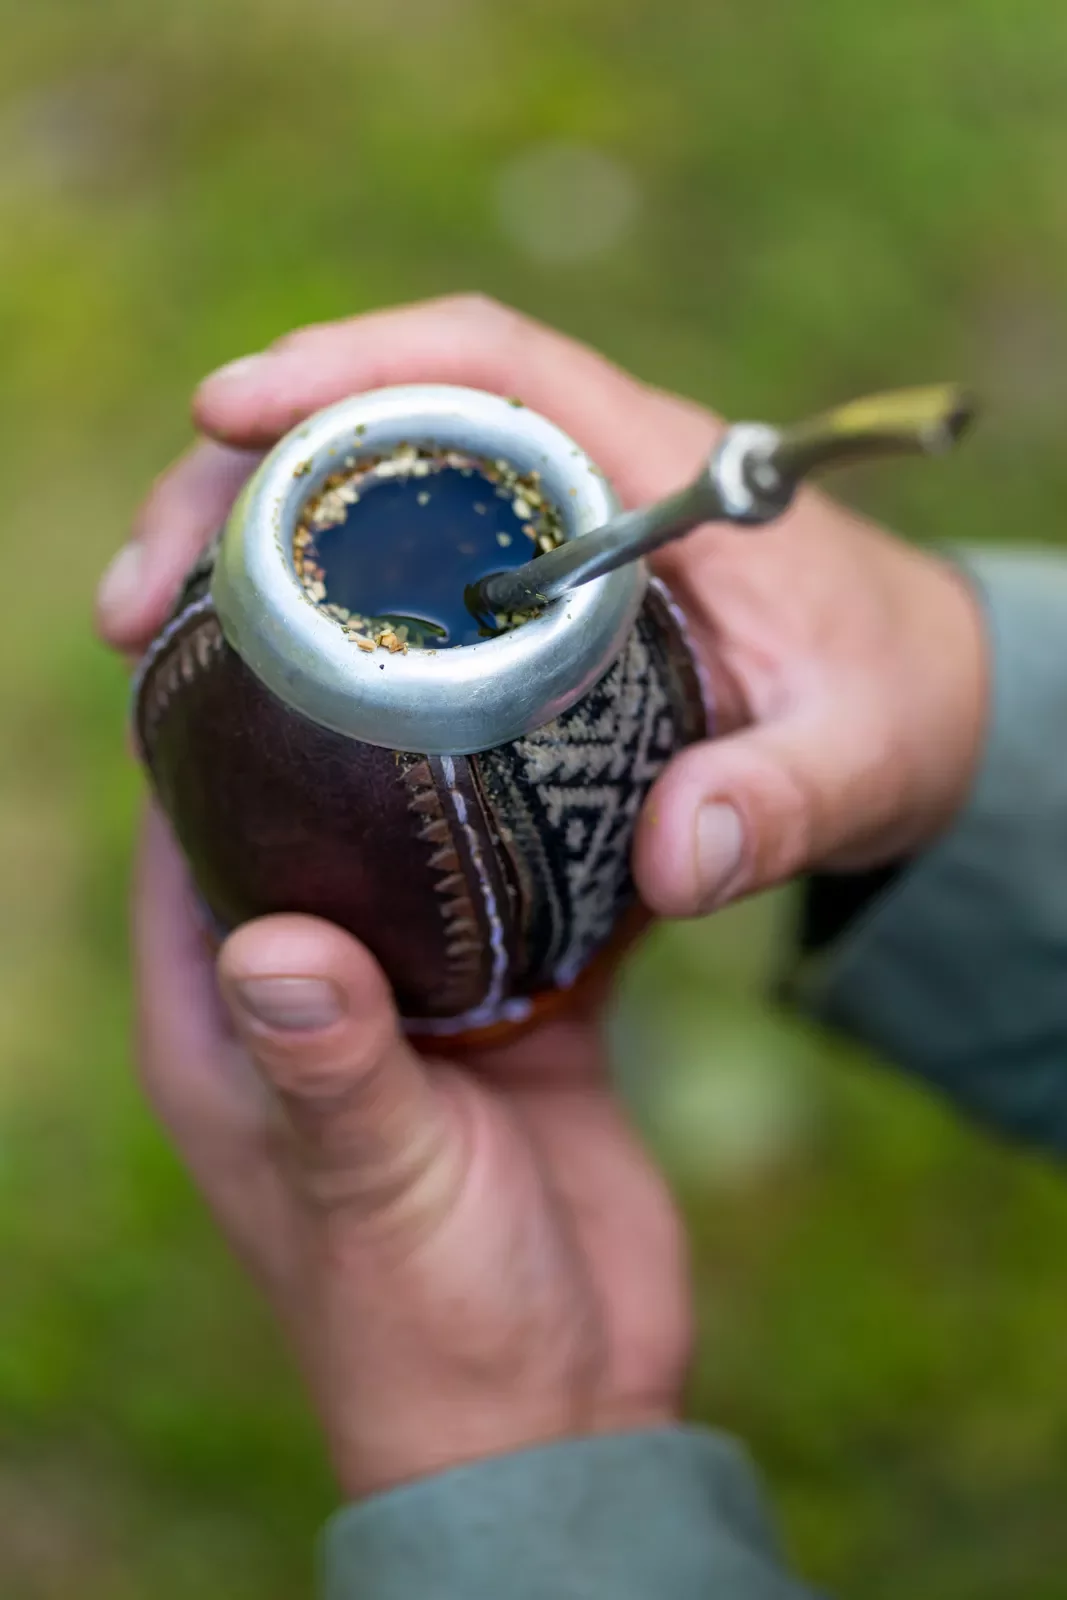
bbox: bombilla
[474,383,976,616]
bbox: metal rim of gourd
[211,384,644,755]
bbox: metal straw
[473,384,976,616]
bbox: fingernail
[96,542,144,623]
[231,976,345,1032]
[695,802,745,908]
[203,353,268,386]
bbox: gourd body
[136,568,707,1032]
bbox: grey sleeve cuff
[796,548,1067,1151]
[321,1427,813,1600]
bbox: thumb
[217,916,465,1227]
[633,709,893,918]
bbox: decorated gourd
[134,386,709,1039]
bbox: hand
[100,296,985,1500]
[99,294,988,920]
[133,807,691,1499]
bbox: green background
[3,1,1067,1594]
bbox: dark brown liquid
[305,459,551,648]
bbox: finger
[97,439,262,653]
[217,916,467,1228]
[133,806,299,1298]
[193,294,721,504]
[633,705,900,917]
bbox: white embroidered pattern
[510,625,676,987]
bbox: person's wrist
[329,1400,683,1504]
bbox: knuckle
[268,320,333,354]
[435,292,531,355]
[436,290,511,327]
[262,1018,395,1108]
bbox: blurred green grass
[3,1,1067,1594]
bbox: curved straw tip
[923,384,979,454]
